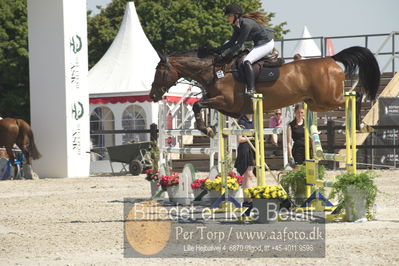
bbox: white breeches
[244,39,275,64]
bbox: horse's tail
[332,46,380,100]
[16,119,42,160]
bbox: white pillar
[27,0,90,177]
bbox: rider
[213,3,275,95]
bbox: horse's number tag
[216,70,224,79]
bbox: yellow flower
[255,195,261,199]
[265,193,271,199]
[272,192,277,198]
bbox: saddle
[230,50,284,84]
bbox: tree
[0,0,289,119]
[0,0,30,120]
[87,0,289,68]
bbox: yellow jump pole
[304,103,310,161]
[304,103,312,198]
[253,94,266,186]
[345,93,350,171]
[350,92,357,174]
[345,92,357,174]
[218,112,228,202]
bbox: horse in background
[0,118,41,179]
[149,46,380,137]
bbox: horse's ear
[156,50,167,63]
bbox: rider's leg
[243,39,275,95]
[243,61,256,94]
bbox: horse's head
[149,52,179,102]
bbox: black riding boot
[243,60,256,95]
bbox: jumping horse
[149,46,380,137]
[0,118,41,179]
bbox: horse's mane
[169,50,199,58]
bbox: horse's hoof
[206,127,215,138]
[31,172,39,180]
[358,123,374,133]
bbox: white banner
[28,0,90,177]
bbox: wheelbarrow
[106,142,152,176]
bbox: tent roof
[88,2,159,96]
[291,26,321,57]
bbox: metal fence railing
[274,32,399,75]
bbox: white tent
[88,2,201,173]
[291,26,321,58]
[88,2,158,96]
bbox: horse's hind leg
[5,146,16,180]
[355,92,364,130]
[18,144,33,179]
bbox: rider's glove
[214,54,225,65]
[209,47,221,54]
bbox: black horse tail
[16,119,42,160]
[332,46,380,100]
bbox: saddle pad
[256,67,279,82]
[231,59,280,84]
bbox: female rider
[213,3,275,95]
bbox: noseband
[152,62,171,95]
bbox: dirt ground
[0,169,398,265]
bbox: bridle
[151,61,171,95]
[151,53,219,98]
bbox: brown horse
[149,46,380,137]
[0,118,41,178]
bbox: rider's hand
[214,54,225,65]
[209,47,221,54]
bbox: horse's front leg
[193,101,216,138]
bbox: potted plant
[191,177,209,200]
[244,185,288,223]
[160,172,180,202]
[144,168,160,196]
[204,172,244,200]
[280,164,325,205]
[144,142,162,197]
[329,170,378,222]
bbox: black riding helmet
[224,3,243,16]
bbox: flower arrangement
[159,172,180,189]
[204,172,244,192]
[244,185,288,200]
[144,168,159,182]
[191,177,209,190]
